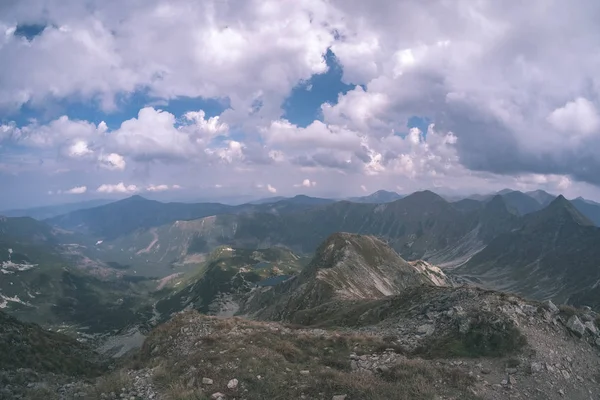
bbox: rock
[584,321,598,335]
[300,370,310,376]
[227,379,238,389]
[202,378,214,385]
[505,368,517,374]
[481,368,492,375]
[508,375,516,385]
[417,324,435,336]
[596,338,600,347]
[561,370,570,380]
[558,389,565,396]
[566,315,586,338]
[530,362,543,373]
[582,306,592,311]
[211,392,225,400]
[544,300,559,314]
[522,305,538,315]
[332,396,348,400]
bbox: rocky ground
[26,287,595,400]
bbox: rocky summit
[2,191,600,399]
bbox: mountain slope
[499,190,544,215]
[571,197,600,226]
[457,196,600,304]
[153,246,308,321]
[240,233,448,321]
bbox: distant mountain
[571,197,600,226]
[0,199,113,220]
[457,195,600,304]
[241,233,449,321]
[495,190,541,215]
[246,196,288,205]
[47,195,236,239]
[525,190,556,207]
[348,190,403,203]
[100,190,522,272]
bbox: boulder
[202,378,214,385]
[227,379,238,389]
[566,315,586,338]
[544,300,559,314]
[584,321,598,336]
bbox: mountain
[47,195,236,239]
[348,190,403,203]
[525,189,556,207]
[571,197,600,226]
[95,190,523,273]
[240,233,449,321]
[498,190,544,215]
[246,196,288,205]
[0,199,113,220]
[153,246,308,321]
[457,196,600,304]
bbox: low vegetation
[129,312,478,400]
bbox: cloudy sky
[2,0,600,208]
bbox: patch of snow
[1,260,37,272]
[96,240,103,245]
[0,294,32,309]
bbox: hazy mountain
[498,190,544,215]
[348,190,403,203]
[0,199,113,220]
[525,189,556,207]
[571,197,600,226]
[47,195,236,239]
[457,195,600,304]
[241,232,449,321]
[245,196,288,205]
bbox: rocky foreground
[3,285,599,400]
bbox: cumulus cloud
[267,184,277,194]
[97,182,138,194]
[547,98,600,136]
[65,185,87,194]
[98,153,126,171]
[146,184,169,192]
[294,179,317,188]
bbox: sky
[2,0,600,208]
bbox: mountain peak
[531,195,594,227]
[401,190,445,204]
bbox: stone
[458,317,471,334]
[202,378,214,385]
[530,362,543,373]
[505,368,517,374]
[522,305,538,315]
[544,300,559,314]
[332,396,348,400]
[558,389,565,396]
[481,368,492,375]
[417,324,435,336]
[300,370,310,375]
[596,338,600,347]
[211,393,225,400]
[566,315,586,338]
[561,370,570,380]
[508,375,516,385]
[584,321,598,335]
[227,379,238,389]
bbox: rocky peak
[528,195,594,228]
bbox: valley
[1,188,600,399]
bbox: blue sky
[2,0,600,209]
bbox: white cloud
[360,185,367,192]
[294,179,317,188]
[146,184,169,192]
[98,153,126,171]
[97,182,138,194]
[547,98,600,136]
[65,185,87,194]
[67,140,93,158]
[267,184,277,193]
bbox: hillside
[0,199,113,220]
[240,233,449,321]
[457,196,600,304]
[153,246,308,321]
